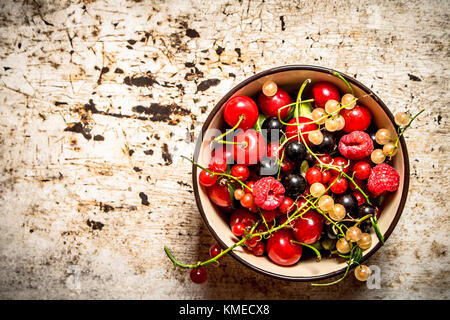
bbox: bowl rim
[192,64,410,281]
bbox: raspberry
[252,177,285,210]
[338,131,374,160]
[367,163,400,196]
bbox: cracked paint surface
[0,0,448,299]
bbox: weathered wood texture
[0,0,449,299]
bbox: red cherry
[340,105,372,133]
[223,96,259,130]
[321,169,332,184]
[312,81,341,108]
[316,153,332,165]
[279,197,295,215]
[190,267,207,284]
[209,244,222,258]
[280,159,295,173]
[285,117,318,146]
[199,170,217,187]
[252,241,266,256]
[257,87,292,119]
[208,155,227,173]
[353,191,366,206]
[267,230,302,266]
[232,222,246,236]
[305,167,323,185]
[233,129,266,165]
[352,161,372,180]
[229,208,257,228]
[207,184,231,207]
[212,145,233,163]
[267,142,281,159]
[230,164,250,181]
[329,176,348,194]
[296,198,309,213]
[292,211,323,244]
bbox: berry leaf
[253,114,267,134]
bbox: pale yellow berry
[383,142,398,157]
[318,195,334,212]
[262,80,278,97]
[325,99,340,114]
[346,226,362,242]
[329,203,346,221]
[394,112,410,126]
[358,233,372,250]
[310,182,326,198]
[336,238,351,254]
[308,130,324,145]
[312,108,327,124]
[375,128,393,145]
[341,93,356,109]
[325,117,339,132]
[371,149,386,164]
[354,265,371,281]
[335,115,346,131]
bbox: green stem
[333,72,354,95]
[213,115,244,143]
[291,240,321,262]
[393,109,425,149]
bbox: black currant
[314,131,336,153]
[261,117,283,143]
[282,173,307,198]
[336,193,358,216]
[358,203,376,219]
[285,141,307,162]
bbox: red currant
[230,164,250,181]
[330,176,348,194]
[209,244,222,258]
[352,161,372,180]
[245,235,261,248]
[229,208,257,228]
[353,191,366,206]
[245,180,256,193]
[190,267,207,284]
[280,159,295,173]
[321,169,332,184]
[305,167,323,185]
[232,222,246,236]
[279,197,295,214]
[199,170,217,187]
[331,157,350,175]
[252,241,266,256]
[316,153,332,165]
[208,155,227,173]
[240,193,254,208]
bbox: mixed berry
[165,74,423,285]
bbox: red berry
[267,142,282,159]
[353,191,366,206]
[267,230,302,266]
[230,164,250,181]
[229,208,257,228]
[292,211,323,244]
[199,170,217,187]
[279,197,295,214]
[280,159,295,173]
[240,193,254,208]
[339,131,374,160]
[252,241,266,256]
[312,81,341,108]
[245,235,261,248]
[321,169,332,184]
[331,157,350,175]
[223,96,259,130]
[340,105,372,133]
[352,161,372,180]
[233,129,266,165]
[190,267,207,284]
[305,167,323,185]
[316,153,332,165]
[209,244,222,258]
[245,180,256,193]
[208,155,227,173]
[285,117,318,146]
[367,163,400,196]
[330,176,348,194]
[261,210,278,222]
[257,87,292,119]
[207,184,231,207]
[232,222,246,236]
[252,177,286,210]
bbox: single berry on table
[394,112,410,126]
[354,265,371,281]
[209,244,222,258]
[190,267,207,284]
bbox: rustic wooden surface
[0,0,449,299]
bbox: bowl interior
[194,67,407,280]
